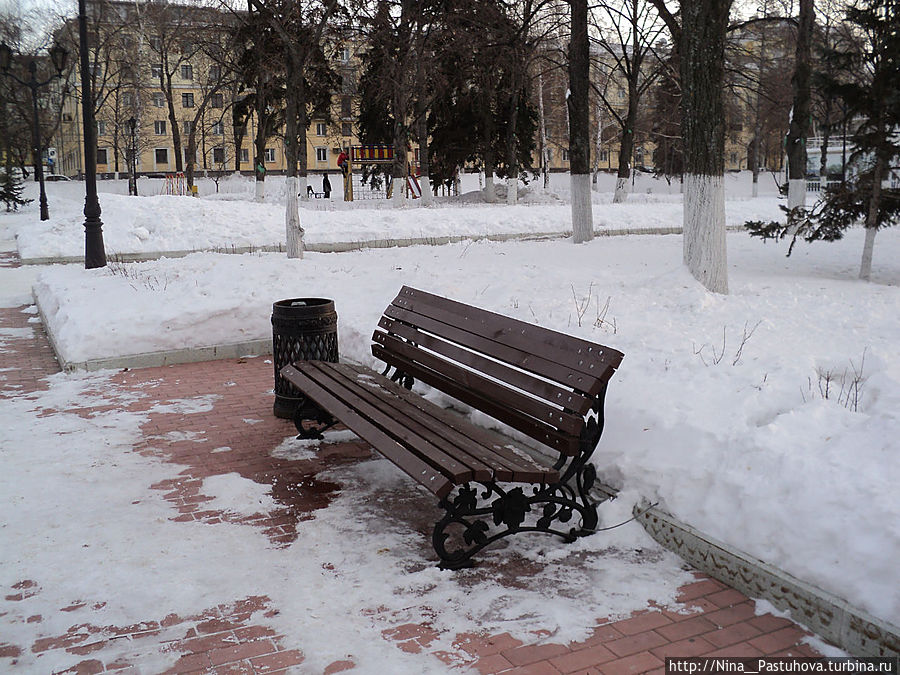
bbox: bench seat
[281,361,559,498]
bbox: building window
[182,120,195,135]
[599,150,609,162]
[152,93,165,108]
[341,122,352,137]
[338,47,350,62]
[154,120,166,135]
[211,121,224,135]
[149,36,161,50]
[151,64,162,79]
[96,148,108,165]
[316,122,326,136]
[562,149,569,162]
[155,148,168,164]
[213,146,225,164]
[315,147,327,162]
[96,121,106,136]
[264,148,276,163]
[209,65,221,81]
[122,92,133,107]
[182,93,194,108]
[340,96,351,118]
[211,93,223,108]
[240,148,249,163]
[180,64,193,80]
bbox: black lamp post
[78,0,106,268]
[0,41,68,221]
[128,116,137,196]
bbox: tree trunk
[283,61,304,259]
[680,0,731,293]
[819,96,833,190]
[164,72,183,173]
[859,154,886,281]
[613,92,637,203]
[538,73,550,189]
[569,0,593,243]
[593,99,603,190]
[505,86,521,206]
[786,0,813,210]
[416,114,433,205]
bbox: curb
[17,225,748,266]
[634,500,900,657]
[33,292,271,372]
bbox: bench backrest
[372,286,624,457]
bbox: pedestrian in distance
[323,174,331,199]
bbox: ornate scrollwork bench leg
[432,404,612,570]
[291,395,338,440]
[432,461,606,570]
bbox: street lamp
[128,116,137,196]
[0,41,68,221]
[78,0,106,269]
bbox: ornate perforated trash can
[271,298,338,419]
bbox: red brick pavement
[0,279,829,674]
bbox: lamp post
[128,116,137,196]
[78,0,106,268]
[0,41,68,221]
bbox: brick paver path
[0,258,828,674]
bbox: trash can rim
[273,297,334,309]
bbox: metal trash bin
[271,298,338,419]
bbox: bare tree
[651,0,733,294]
[591,0,667,203]
[569,0,593,242]
[785,0,813,210]
[245,0,341,258]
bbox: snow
[2,171,898,669]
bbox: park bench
[279,286,624,569]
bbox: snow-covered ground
[13,171,784,260]
[3,172,898,642]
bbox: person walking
[323,174,332,199]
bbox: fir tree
[747,0,900,279]
[1,168,32,212]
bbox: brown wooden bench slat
[337,362,558,484]
[377,316,594,415]
[302,361,496,483]
[392,285,623,381]
[373,331,584,436]
[279,364,454,498]
[290,362,480,486]
[373,341,581,456]
[373,334,585,441]
[382,304,608,402]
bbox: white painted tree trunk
[284,176,303,259]
[571,173,593,243]
[752,176,759,198]
[392,179,406,207]
[593,102,604,192]
[859,227,877,281]
[613,177,628,203]
[506,176,517,205]
[298,176,309,202]
[683,174,728,294]
[420,175,433,206]
[484,173,497,202]
[788,179,806,210]
[255,180,265,201]
[537,73,550,190]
